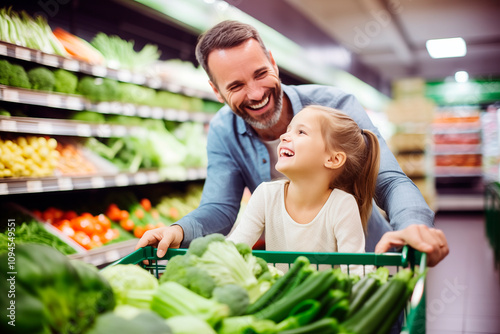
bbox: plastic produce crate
[110,245,427,334]
[485,182,500,269]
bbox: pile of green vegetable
[0,244,115,333]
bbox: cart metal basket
[110,245,427,334]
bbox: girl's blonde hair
[308,105,381,232]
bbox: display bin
[485,182,500,269]
[109,245,427,334]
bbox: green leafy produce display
[53,69,78,94]
[0,59,31,89]
[0,244,114,333]
[91,32,161,71]
[27,66,55,91]
[0,8,68,56]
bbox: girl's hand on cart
[135,225,184,258]
[375,224,449,267]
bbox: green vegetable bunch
[27,67,55,91]
[0,244,114,333]
[159,234,276,306]
[0,59,31,89]
[91,32,161,71]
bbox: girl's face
[276,108,331,177]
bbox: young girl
[227,105,380,257]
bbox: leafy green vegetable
[0,244,114,333]
[9,64,31,89]
[77,76,121,102]
[27,67,55,91]
[72,111,106,123]
[0,220,77,255]
[212,284,250,316]
[53,69,78,94]
[151,281,229,326]
[100,264,158,309]
[165,315,216,334]
[91,32,161,71]
[86,305,172,334]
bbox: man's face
[207,39,283,130]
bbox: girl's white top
[228,179,366,254]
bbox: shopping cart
[110,245,427,334]
[485,182,500,269]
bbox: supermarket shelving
[0,85,214,123]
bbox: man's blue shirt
[177,84,435,251]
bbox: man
[137,20,448,266]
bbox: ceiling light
[426,37,467,59]
[455,71,469,83]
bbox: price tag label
[122,104,136,116]
[117,70,132,82]
[96,102,110,113]
[192,112,206,123]
[0,183,8,195]
[0,44,7,56]
[109,102,121,114]
[62,59,80,72]
[47,94,62,107]
[15,47,31,61]
[134,172,147,185]
[114,174,129,187]
[76,124,92,137]
[91,66,107,77]
[148,77,162,89]
[91,176,105,188]
[148,171,160,183]
[57,178,73,191]
[38,122,54,134]
[112,125,126,137]
[1,119,17,132]
[66,96,83,110]
[151,107,164,119]
[26,180,43,193]
[165,108,177,120]
[42,54,59,67]
[3,89,19,102]
[177,110,190,122]
[137,106,151,118]
[132,74,146,85]
[96,124,112,137]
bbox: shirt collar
[236,84,302,136]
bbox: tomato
[63,210,78,221]
[120,218,134,231]
[105,204,121,221]
[119,210,129,220]
[71,216,95,236]
[102,228,116,243]
[93,221,104,236]
[58,220,75,238]
[134,208,145,220]
[95,214,111,229]
[169,207,180,220]
[150,209,160,220]
[72,231,91,250]
[140,198,152,212]
[133,226,146,238]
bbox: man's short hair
[195,20,269,82]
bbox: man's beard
[235,86,284,130]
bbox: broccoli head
[187,233,226,257]
[212,284,249,316]
[0,59,11,85]
[9,64,31,89]
[235,242,252,258]
[28,67,55,91]
[159,254,193,286]
[185,267,216,298]
[53,69,78,94]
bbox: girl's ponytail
[353,129,380,231]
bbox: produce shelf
[0,40,216,101]
[0,115,146,138]
[0,85,213,123]
[0,168,207,195]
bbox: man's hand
[135,225,184,258]
[375,224,449,267]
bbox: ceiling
[235,0,500,86]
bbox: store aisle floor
[426,211,500,334]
